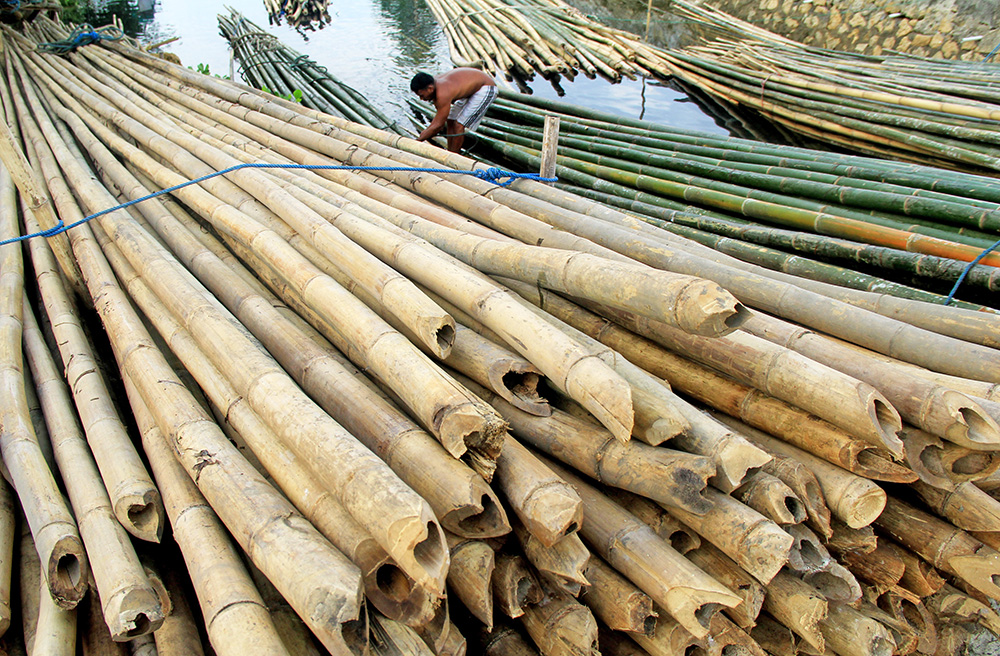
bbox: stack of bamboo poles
[217,9,403,133]
[658,0,1000,175]
[261,0,331,30]
[420,0,674,82]
[420,90,1000,309]
[1,16,1000,656]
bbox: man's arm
[417,100,450,142]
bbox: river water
[83,0,738,136]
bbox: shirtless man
[410,68,497,153]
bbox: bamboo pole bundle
[22,304,164,639]
[912,481,1000,532]
[759,457,833,539]
[901,427,1000,490]
[541,457,742,638]
[491,552,542,620]
[14,58,450,598]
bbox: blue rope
[986,42,1000,63]
[0,163,556,247]
[944,238,1000,305]
[37,24,124,55]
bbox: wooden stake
[539,115,560,183]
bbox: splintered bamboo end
[365,562,438,629]
[488,363,551,417]
[114,488,166,543]
[803,564,862,603]
[675,281,750,338]
[664,587,740,639]
[439,402,507,461]
[392,517,450,597]
[739,524,794,584]
[945,400,1000,451]
[523,482,584,548]
[950,549,1000,602]
[854,450,919,484]
[105,586,166,641]
[713,438,772,493]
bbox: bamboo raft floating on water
[0,16,999,656]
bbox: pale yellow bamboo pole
[820,603,895,656]
[761,456,832,540]
[579,554,656,635]
[0,111,86,611]
[80,583,129,656]
[22,304,164,640]
[629,610,705,656]
[743,314,1000,451]
[512,520,590,597]
[14,46,491,469]
[901,426,1000,489]
[370,612,435,656]
[30,574,76,656]
[665,486,793,584]
[733,472,806,526]
[494,435,582,547]
[20,519,40,654]
[467,375,715,515]
[245,565,326,656]
[541,457,742,638]
[130,378,303,656]
[913,481,1000,532]
[714,415,886,529]
[491,553,542,619]
[9,63,163,542]
[521,590,599,656]
[446,533,494,629]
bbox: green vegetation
[261,86,304,103]
[187,63,230,80]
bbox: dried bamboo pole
[20,518,40,655]
[370,612,435,656]
[743,314,1000,451]
[629,611,705,656]
[763,571,828,651]
[512,521,589,597]
[819,603,895,656]
[479,621,539,656]
[597,628,651,656]
[685,542,765,629]
[446,534,495,629]
[606,489,703,554]
[875,496,1000,601]
[706,614,767,656]
[733,472,806,526]
[901,427,1000,490]
[912,481,1000,532]
[598,306,902,455]
[716,416,886,529]
[0,100,86,610]
[22,304,164,639]
[785,524,861,602]
[242,545,325,656]
[521,590,599,656]
[542,458,742,637]
[9,60,163,543]
[492,553,542,620]
[79,584,129,656]
[14,45,496,471]
[467,376,715,515]
[925,583,1000,636]
[579,555,656,635]
[131,379,306,656]
[840,542,906,596]
[494,435,583,547]
[749,615,799,656]
[666,485,794,584]
[30,575,76,656]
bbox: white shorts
[448,85,498,131]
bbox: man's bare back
[411,68,497,152]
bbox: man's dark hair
[410,72,435,93]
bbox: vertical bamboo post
[0,477,13,638]
[539,116,559,183]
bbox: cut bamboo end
[714,432,773,494]
[948,549,1000,601]
[437,402,505,460]
[492,553,542,620]
[764,571,828,652]
[673,280,749,337]
[440,488,510,540]
[366,561,438,629]
[37,525,87,610]
[447,537,495,630]
[866,393,905,458]
[853,450,918,484]
[521,481,584,547]
[804,562,862,603]
[735,473,806,526]
[113,488,165,543]
[103,586,164,641]
[820,603,895,656]
[832,480,886,530]
[631,609,707,656]
[392,518,450,596]
[521,592,600,656]
[487,363,550,417]
[941,392,1000,451]
[564,356,634,443]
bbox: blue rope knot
[473,166,557,187]
[0,163,558,246]
[37,24,124,54]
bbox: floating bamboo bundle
[217,10,401,133]
[260,0,330,30]
[421,0,674,82]
[660,0,1000,175]
[3,17,1000,656]
[450,91,1000,308]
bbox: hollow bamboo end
[114,489,165,543]
[713,439,772,493]
[740,526,794,584]
[854,450,919,484]
[488,365,550,417]
[868,395,904,458]
[837,481,887,530]
[945,399,1000,451]
[441,489,511,540]
[394,518,450,596]
[523,483,584,547]
[664,588,738,640]
[364,561,437,628]
[950,550,1000,602]
[676,281,749,338]
[105,586,165,641]
[45,533,88,610]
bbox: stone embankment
[718,0,1000,60]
